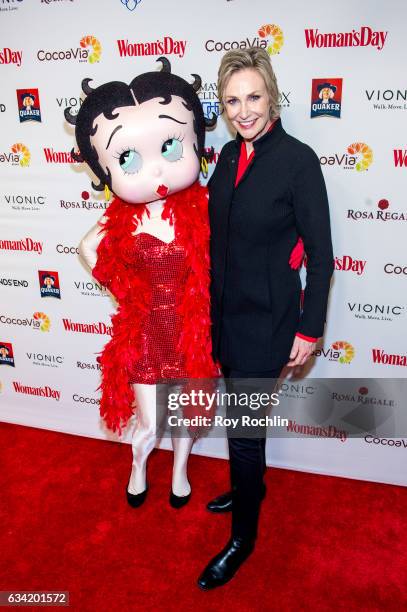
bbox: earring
[104,184,111,202]
[200,156,209,178]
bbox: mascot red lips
[156,184,169,197]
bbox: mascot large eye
[119,149,142,174]
[161,138,183,162]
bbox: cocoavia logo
[347,142,373,171]
[79,36,102,64]
[0,143,30,167]
[258,24,284,55]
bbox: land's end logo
[16,89,41,123]
[38,271,61,299]
[311,79,342,118]
[305,27,388,51]
[348,142,373,171]
[258,24,284,55]
[37,36,101,63]
[33,312,51,331]
[121,0,142,9]
[394,150,407,167]
[314,341,355,364]
[0,342,15,367]
[0,143,30,167]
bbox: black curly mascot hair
[65,56,216,192]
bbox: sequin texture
[126,233,188,383]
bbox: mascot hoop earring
[104,184,111,202]
[200,156,208,179]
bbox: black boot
[206,483,266,513]
[197,537,255,590]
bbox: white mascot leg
[127,383,157,494]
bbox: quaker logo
[347,302,405,322]
[43,148,80,164]
[310,79,342,118]
[2,193,46,211]
[55,95,83,115]
[120,0,142,10]
[0,0,24,12]
[372,348,407,367]
[365,88,407,111]
[314,341,355,364]
[0,312,50,332]
[0,342,15,367]
[26,352,64,368]
[394,150,407,167]
[334,255,366,275]
[60,190,108,211]
[304,27,388,51]
[37,36,101,64]
[117,35,187,59]
[205,23,284,55]
[38,271,61,299]
[0,48,22,66]
[17,89,41,123]
[198,83,221,119]
[0,277,29,288]
[319,143,372,171]
[347,198,407,223]
[0,143,30,167]
[384,263,407,275]
[74,279,108,298]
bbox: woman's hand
[287,336,316,367]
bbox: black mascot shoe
[206,483,266,513]
[169,490,191,508]
[197,537,255,590]
[126,485,148,508]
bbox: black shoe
[169,490,191,509]
[126,485,148,508]
[197,537,255,590]
[206,483,266,513]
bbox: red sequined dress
[126,232,188,383]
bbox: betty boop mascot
[65,57,218,509]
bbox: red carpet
[1,422,406,611]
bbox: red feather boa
[92,181,218,434]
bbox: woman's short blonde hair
[217,47,280,120]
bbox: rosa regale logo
[258,24,284,55]
[11,143,30,167]
[347,142,373,171]
[80,36,102,64]
[332,341,355,364]
[33,311,51,332]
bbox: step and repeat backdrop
[1,0,406,485]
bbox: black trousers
[222,366,283,541]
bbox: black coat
[208,118,334,371]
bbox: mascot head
[65,57,215,204]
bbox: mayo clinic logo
[205,23,284,55]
